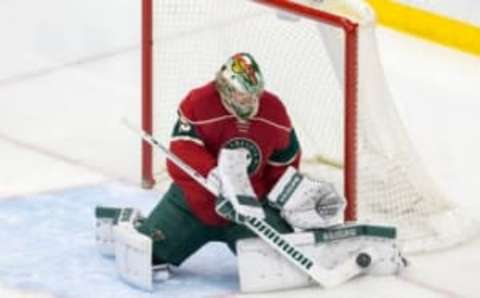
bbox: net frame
[139,0,479,254]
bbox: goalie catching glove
[268,167,346,229]
[211,148,266,224]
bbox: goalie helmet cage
[140,0,478,253]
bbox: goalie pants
[136,183,293,266]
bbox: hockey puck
[356,253,372,268]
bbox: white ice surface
[0,183,238,298]
[1,1,480,297]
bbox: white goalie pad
[217,148,265,220]
[268,167,346,229]
[113,225,169,291]
[95,207,143,257]
[237,224,405,293]
[96,216,116,257]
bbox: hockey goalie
[95,53,407,292]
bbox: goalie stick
[122,119,368,288]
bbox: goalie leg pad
[237,224,405,293]
[113,225,170,291]
[95,206,144,257]
[364,241,406,276]
[237,231,365,292]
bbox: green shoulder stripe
[269,129,300,165]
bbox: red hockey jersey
[167,81,301,226]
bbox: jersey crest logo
[224,138,261,175]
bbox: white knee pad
[95,206,144,256]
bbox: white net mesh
[151,0,344,162]
[146,0,479,253]
[355,23,479,253]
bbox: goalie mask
[215,53,265,120]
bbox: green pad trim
[313,224,397,243]
[270,171,304,209]
[95,206,122,224]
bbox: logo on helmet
[215,53,264,120]
[231,53,258,86]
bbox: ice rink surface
[1,1,480,297]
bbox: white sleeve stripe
[170,136,205,146]
[252,117,291,133]
[178,108,235,126]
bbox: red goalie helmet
[215,53,265,120]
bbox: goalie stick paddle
[122,119,364,288]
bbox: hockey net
[141,0,478,253]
